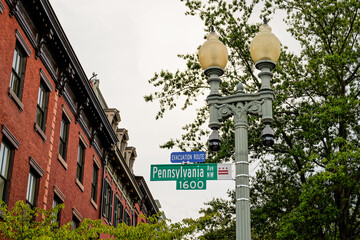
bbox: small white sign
[217,164,233,180]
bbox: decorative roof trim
[40,0,118,145]
[135,176,159,213]
[125,146,137,158]
[91,139,103,159]
[113,147,143,200]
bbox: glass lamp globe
[250,23,281,64]
[199,31,228,70]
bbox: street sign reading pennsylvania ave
[151,163,217,181]
[151,163,217,190]
[170,151,206,163]
[150,163,233,190]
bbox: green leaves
[0,202,209,240]
[146,0,360,238]
[145,0,260,154]
[196,190,236,240]
[0,201,71,239]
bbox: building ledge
[58,154,68,170]
[8,88,24,111]
[75,178,84,192]
[90,198,98,210]
[34,123,47,142]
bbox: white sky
[49,0,294,223]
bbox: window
[9,44,27,99]
[102,180,113,224]
[58,114,69,161]
[52,185,65,225]
[0,141,13,202]
[76,141,85,184]
[91,163,98,202]
[71,208,82,230]
[113,196,123,227]
[134,212,138,226]
[35,81,49,132]
[124,211,131,226]
[113,196,118,227]
[71,215,80,230]
[52,195,62,225]
[26,170,39,208]
[113,198,125,227]
[27,157,43,209]
[119,202,124,223]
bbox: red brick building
[92,79,160,227]
[0,0,159,229]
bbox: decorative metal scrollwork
[215,99,264,122]
[55,72,67,96]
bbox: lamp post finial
[263,17,268,24]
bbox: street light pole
[199,23,280,240]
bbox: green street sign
[176,179,206,190]
[150,164,218,181]
[150,163,233,190]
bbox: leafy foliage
[0,201,209,240]
[0,201,106,239]
[145,0,360,239]
[196,190,236,240]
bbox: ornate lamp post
[199,23,280,240]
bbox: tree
[0,201,205,239]
[0,200,106,239]
[195,190,236,240]
[145,0,360,239]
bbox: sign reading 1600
[176,180,206,190]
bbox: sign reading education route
[170,151,206,163]
[150,163,233,190]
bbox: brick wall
[0,2,102,224]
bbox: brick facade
[0,0,159,230]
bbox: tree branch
[339,8,358,55]
[280,131,307,184]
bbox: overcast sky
[49,0,293,222]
